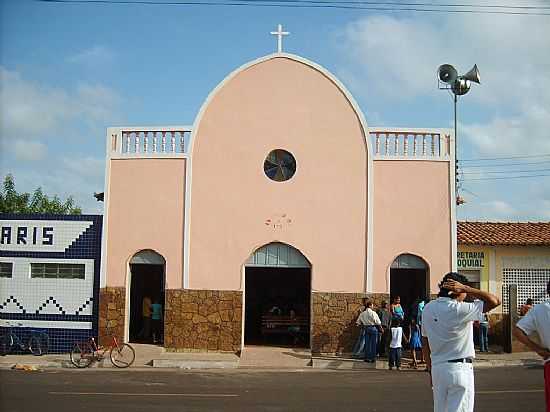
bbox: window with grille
[502,268,550,313]
[30,263,85,279]
[0,262,13,278]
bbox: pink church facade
[99,53,456,354]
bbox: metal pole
[454,93,458,199]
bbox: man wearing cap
[513,280,550,412]
[421,272,501,412]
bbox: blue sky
[1,0,549,220]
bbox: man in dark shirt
[377,300,392,356]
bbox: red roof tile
[458,221,550,246]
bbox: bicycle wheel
[0,333,13,356]
[29,335,44,356]
[70,342,93,368]
[40,333,49,355]
[110,343,135,368]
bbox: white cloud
[338,7,550,221]
[63,156,104,179]
[338,9,550,108]
[0,67,116,214]
[66,45,115,66]
[461,105,550,156]
[11,140,47,162]
[4,154,105,214]
[0,66,121,140]
[340,15,444,100]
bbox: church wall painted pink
[189,56,369,292]
[105,158,186,289]
[371,160,452,293]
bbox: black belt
[448,358,473,363]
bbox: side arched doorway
[128,250,166,345]
[390,254,429,324]
[244,243,311,348]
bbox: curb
[0,358,543,371]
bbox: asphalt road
[0,366,545,412]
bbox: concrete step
[312,356,377,370]
[152,359,238,369]
[239,346,312,368]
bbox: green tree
[0,174,82,215]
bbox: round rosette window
[264,149,296,182]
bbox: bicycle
[0,322,49,356]
[70,336,135,368]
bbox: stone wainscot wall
[99,287,126,345]
[311,292,389,355]
[164,290,242,352]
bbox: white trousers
[432,362,475,412]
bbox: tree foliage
[0,174,82,215]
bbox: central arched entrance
[390,253,429,324]
[244,242,311,348]
[128,250,166,345]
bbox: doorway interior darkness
[245,267,310,347]
[129,263,165,344]
[390,268,427,323]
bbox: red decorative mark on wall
[264,214,292,229]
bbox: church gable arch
[188,54,370,292]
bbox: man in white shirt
[513,280,550,412]
[356,301,382,363]
[421,272,501,412]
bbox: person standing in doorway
[377,300,392,357]
[356,300,382,363]
[513,280,550,412]
[391,296,405,322]
[140,295,152,341]
[422,272,501,412]
[151,298,163,344]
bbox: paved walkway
[0,346,543,370]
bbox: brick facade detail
[164,289,242,352]
[311,292,389,355]
[98,287,126,345]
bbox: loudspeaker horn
[437,64,458,84]
[462,64,480,84]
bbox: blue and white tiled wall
[0,214,102,353]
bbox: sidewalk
[315,350,543,370]
[0,348,543,371]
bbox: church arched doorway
[244,242,311,348]
[389,253,429,324]
[128,250,166,345]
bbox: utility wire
[462,174,550,181]
[460,153,550,162]
[33,0,550,15]
[461,160,550,168]
[461,168,550,175]
[190,0,550,9]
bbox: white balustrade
[369,128,452,160]
[109,127,192,157]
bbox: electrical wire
[462,174,550,181]
[461,168,550,175]
[460,153,550,162]
[33,0,550,15]
[181,0,550,9]
[460,160,550,168]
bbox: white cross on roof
[270,24,289,53]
